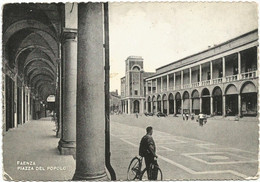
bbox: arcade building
[3,3,113,180]
[144,30,258,117]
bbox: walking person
[139,126,158,180]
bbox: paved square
[110,115,258,180]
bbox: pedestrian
[139,126,158,180]
[191,113,195,120]
[186,113,189,120]
[182,113,186,121]
[136,113,138,118]
[198,112,205,126]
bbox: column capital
[61,28,77,42]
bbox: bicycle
[127,156,163,180]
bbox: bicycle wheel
[127,157,141,180]
[140,165,163,180]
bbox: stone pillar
[210,61,213,83]
[155,79,158,93]
[181,70,183,89]
[14,75,18,128]
[151,101,154,113]
[199,65,202,83]
[210,96,213,115]
[190,98,192,114]
[173,73,176,90]
[28,89,31,120]
[73,3,107,180]
[58,28,77,155]
[238,52,241,79]
[124,100,127,113]
[161,77,163,92]
[166,75,169,91]
[200,97,202,113]
[238,94,241,117]
[189,68,192,85]
[181,99,183,115]
[128,99,131,114]
[223,95,226,117]
[140,99,144,114]
[161,99,163,113]
[174,99,176,114]
[145,81,148,95]
[146,99,149,113]
[222,57,226,80]
[167,99,169,115]
[21,86,24,125]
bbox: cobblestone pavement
[110,115,259,180]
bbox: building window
[135,90,138,95]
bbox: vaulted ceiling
[3,3,63,101]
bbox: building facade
[110,90,121,114]
[120,56,154,114]
[144,30,258,117]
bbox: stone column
[161,77,163,92]
[124,100,127,113]
[210,96,213,115]
[155,79,158,93]
[28,89,31,120]
[200,97,202,113]
[167,75,169,91]
[73,3,107,180]
[146,99,149,113]
[190,98,192,114]
[140,99,144,114]
[58,28,77,155]
[167,99,169,115]
[128,99,131,114]
[181,99,183,115]
[174,99,176,114]
[238,52,241,80]
[238,94,241,117]
[189,68,192,85]
[210,61,213,83]
[161,99,163,113]
[199,65,202,84]
[223,95,226,117]
[181,70,183,89]
[21,86,24,124]
[151,100,154,113]
[222,57,226,81]
[173,73,176,90]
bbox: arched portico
[201,88,210,115]
[133,100,140,113]
[191,89,200,115]
[212,86,223,115]
[175,92,181,114]
[240,82,257,116]
[168,93,174,114]
[157,95,162,112]
[225,84,238,116]
[183,91,190,114]
[162,94,167,114]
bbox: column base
[58,139,76,155]
[56,130,61,138]
[72,170,108,181]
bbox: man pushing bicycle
[139,126,158,180]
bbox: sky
[108,2,258,93]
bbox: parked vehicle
[157,112,167,117]
[144,112,154,116]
